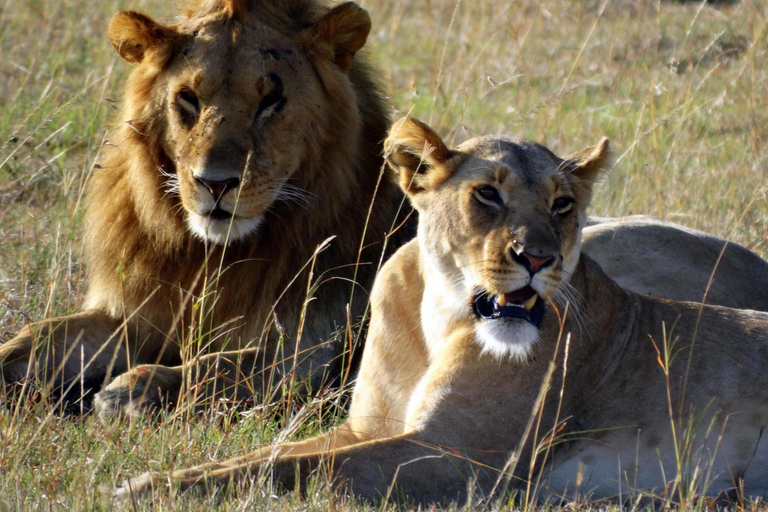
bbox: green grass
[0,0,766,509]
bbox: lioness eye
[177,89,200,123]
[552,197,575,215]
[475,185,503,206]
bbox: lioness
[116,117,768,503]
[0,0,412,412]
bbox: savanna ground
[0,0,766,510]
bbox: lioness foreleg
[113,424,363,498]
[115,430,476,504]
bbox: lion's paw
[94,365,181,419]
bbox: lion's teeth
[523,294,538,310]
[498,294,507,307]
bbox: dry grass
[0,0,766,509]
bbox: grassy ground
[0,0,766,509]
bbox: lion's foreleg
[96,347,272,416]
[0,310,126,400]
[185,347,269,405]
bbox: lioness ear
[109,11,175,64]
[562,137,612,205]
[385,117,455,196]
[307,2,371,71]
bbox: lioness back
[584,215,768,310]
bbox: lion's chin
[186,213,263,245]
[475,319,539,361]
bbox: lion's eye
[552,197,575,215]
[177,89,200,123]
[254,73,286,123]
[474,185,504,207]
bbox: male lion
[0,0,411,412]
[115,118,768,504]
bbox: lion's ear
[109,11,175,64]
[562,137,612,205]
[385,117,455,196]
[307,2,371,71]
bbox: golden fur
[115,118,768,504]
[0,0,410,413]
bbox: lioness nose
[196,177,240,200]
[512,251,555,274]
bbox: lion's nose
[195,177,240,201]
[511,250,555,275]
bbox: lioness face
[109,3,372,245]
[386,118,610,358]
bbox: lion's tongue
[498,286,538,310]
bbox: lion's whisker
[272,180,316,211]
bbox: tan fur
[115,118,768,504]
[0,0,410,413]
[583,215,768,311]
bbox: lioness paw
[111,472,159,500]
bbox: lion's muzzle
[195,176,241,202]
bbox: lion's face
[109,2,372,245]
[386,118,610,358]
[163,24,323,245]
